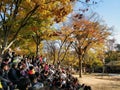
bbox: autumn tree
[0,0,40,55]
[0,0,75,56]
[56,13,111,77]
[72,18,110,77]
[45,40,61,64]
[84,44,107,73]
[44,30,71,65]
[105,51,120,63]
[29,20,54,56]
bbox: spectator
[8,63,19,84]
[17,77,31,90]
[31,75,44,90]
[3,48,12,60]
[39,55,43,64]
[0,63,14,90]
[0,51,91,90]
[28,66,35,75]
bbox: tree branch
[9,4,39,45]
[61,41,73,62]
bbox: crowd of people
[0,49,92,90]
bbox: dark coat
[8,68,19,84]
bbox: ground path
[74,73,120,90]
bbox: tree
[84,44,106,73]
[45,29,73,65]
[58,13,111,77]
[30,23,53,56]
[0,0,40,55]
[105,51,120,63]
[0,0,74,56]
[72,19,110,77]
[45,40,62,65]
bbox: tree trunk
[78,55,82,78]
[0,45,8,58]
[0,39,8,57]
[0,48,2,57]
[1,36,8,56]
[53,52,56,65]
[53,58,56,65]
[36,44,40,56]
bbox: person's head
[3,58,9,63]
[12,51,15,55]
[1,63,9,71]
[62,70,66,74]
[28,66,35,75]
[87,86,92,90]
[8,48,12,52]
[35,72,40,78]
[12,63,18,69]
[29,66,34,70]
[18,63,23,69]
[73,78,78,83]
[17,77,31,90]
[84,86,88,90]
[32,75,38,83]
[35,63,38,67]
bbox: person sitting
[8,63,19,85]
[17,77,31,90]
[28,66,35,82]
[0,63,14,90]
[28,66,35,75]
[31,75,44,90]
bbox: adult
[0,63,14,90]
[8,63,19,85]
[17,77,31,90]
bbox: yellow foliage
[0,0,76,56]
[26,0,31,3]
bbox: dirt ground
[74,74,120,90]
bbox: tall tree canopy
[0,0,74,55]
[57,13,111,77]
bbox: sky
[75,0,120,43]
[91,0,120,44]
